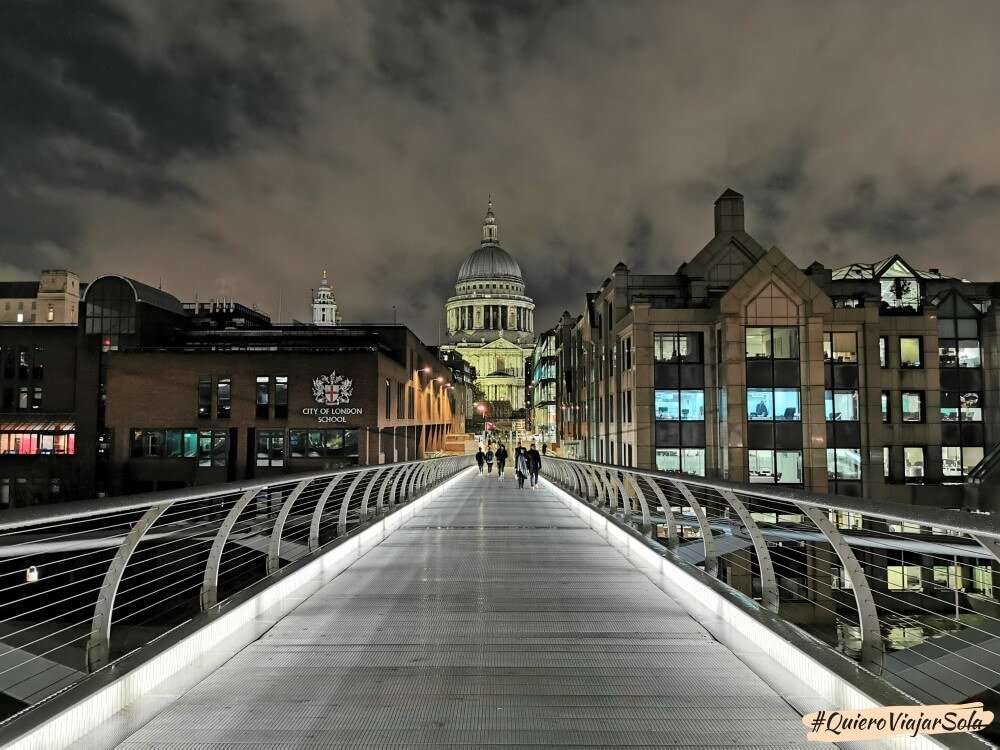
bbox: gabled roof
[831,254,958,282]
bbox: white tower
[312,270,341,326]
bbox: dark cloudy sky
[3,1,999,342]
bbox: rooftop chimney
[714,188,744,235]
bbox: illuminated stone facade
[443,201,535,415]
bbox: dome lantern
[482,196,499,244]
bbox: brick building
[554,189,1000,508]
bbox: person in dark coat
[475,447,485,475]
[484,445,495,474]
[515,446,530,489]
[495,444,508,481]
[527,443,542,488]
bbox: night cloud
[2,0,999,341]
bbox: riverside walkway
[109,470,824,748]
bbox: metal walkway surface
[112,470,825,748]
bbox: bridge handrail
[0,455,472,724]
[543,456,1000,717]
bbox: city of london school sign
[301,371,364,423]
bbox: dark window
[198,430,227,467]
[216,377,231,418]
[385,378,391,419]
[3,348,14,379]
[31,345,44,379]
[198,377,212,419]
[256,429,285,466]
[18,347,30,379]
[256,376,271,419]
[396,382,405,419]
[274,376,288,419]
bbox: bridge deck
[114,470,824,748]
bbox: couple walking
[513,442,542,490]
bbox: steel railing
[0,455,471,722]
[543,456,1000,712]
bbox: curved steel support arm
[308,474,347,551]
[201,487,264,610]
[718,488,779,613]
[86,502,173,672]
[360,467,387,522]
[643,476,679,549]
[387,464,412,509]
[972,534,1000,565]
[624,474,653,537]
[667,478,718,577]
[337,470,370,537]
[378,464,402,514]
[267,478,314,574]
[796,503,884,672]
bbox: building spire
[482,195,499,244]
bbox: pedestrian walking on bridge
[527,443,542,489]
[495,444,508,481]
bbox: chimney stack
[714,188,745,235]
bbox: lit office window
[748,389,800,421]
[824,390,859,421]
[655,447,705,476]
[933,566,962,591]
[746,326,799,360]
[941,391,982,423]
[942,446,984,478]
[879,336,888,367]
[899,337,922,368]
[887,565,922,591]
[823,332,858,363]
[826,448,862,480]
[654,332,702,362]
[0,431,75,455]
[654,390,703,421]
[883,446,890,478]
[749,449,802,484]
[901,391,923,422]
[903,447,925,480]
[881,391,890,423]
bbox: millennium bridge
[0,457,998,749]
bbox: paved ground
[116,469,826,748]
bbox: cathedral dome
[457,244,523,283]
